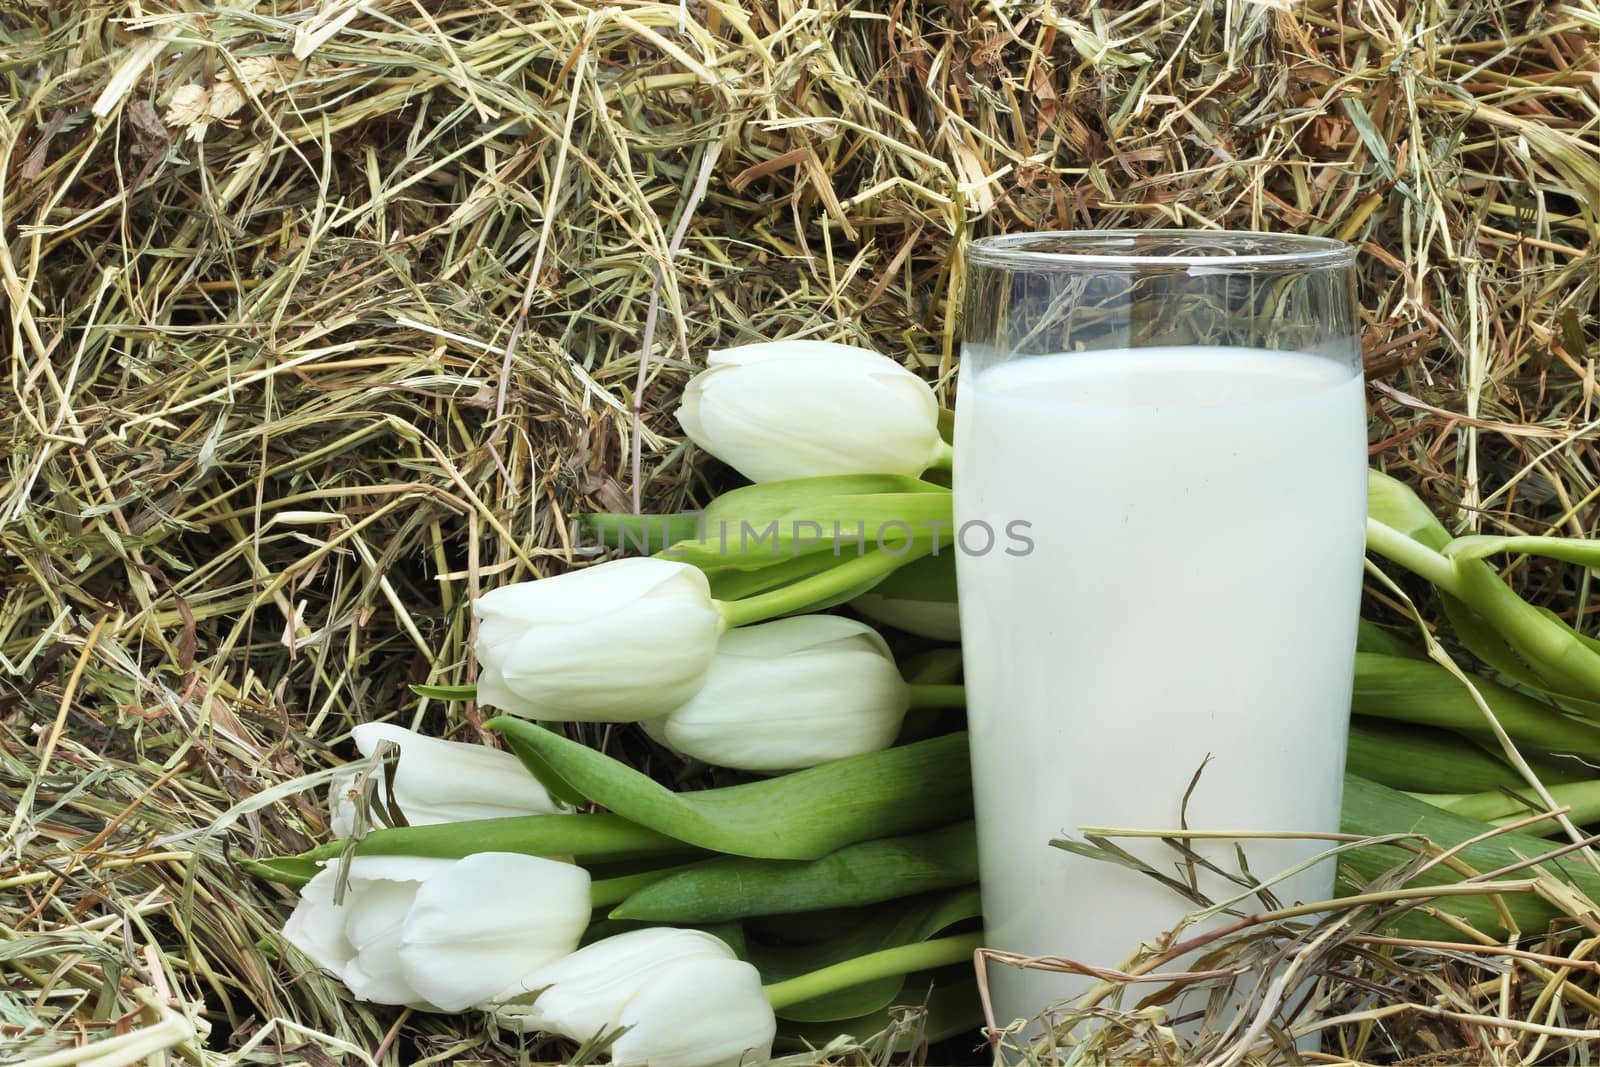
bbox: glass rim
[965,229,1356,270]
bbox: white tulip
[645,615,908,772]
[676,340,949,483]
[495,927,737,1041]
[851,591,962,641]
[328,722,566,837]
[611,956,775,1067]
[282,852,590,1012]
[473,558,724,722]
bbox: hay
[981,819,1600,1065]
[1,0,1596,1061]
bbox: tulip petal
[705,339,885,367]
[473,560,722,721]
[714,614,889,658]
[508,927,736,1041]
[851,591,963,640]
[474,659,544,718]
[678,349,942,483]
[675,378,711,447]
[493,599,720,720]
[475,558,712,623]
[397,852,590,1011]
[283,855,450,998]
[342,878,431,1006]
[345,854,456,882]
[281,868,355,976]
[659,616,908,771]
[351,722,565,824]
[610,957,775,1067]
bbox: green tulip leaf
[237,854,321,888]
[1354,619,1424,659]
[901,647,964,685]
[576,512,706,555]
[751,887,982,1022]
[1452,562,1600,702]
[486,719,973,861]
[665,493,954,568]
[701,551,852,602]
[703,475,945,527]
[410,684,478,700]
[1367,469,1451,550]
[775,974,906,1026]
[254,813,695,879]
[1341,773,1600,938]
[867,551,958,603]
[1346,718,1587,795]
[1351,653,1600,762]
[775,974,983,1052]
[1437,594,1552,691]
[715,547,932,628]
[1415,779,1600,829]
[611,822,977,923]
[1365,471,1600,703]
[500,724,596,810]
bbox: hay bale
[1,0,1595,1060]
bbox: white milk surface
[952,345,1367,1031]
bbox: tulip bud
[496,927,738,1041]
[611,956,776,1067]
[282,852,590,1012]
[644,615,909,772]
[676,340,948,483]
[851,592,962,641]
[328,722,566,837]
[473,558,724,721]
[849,551,960,640]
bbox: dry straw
[1,0,1596,1062]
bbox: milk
[952,346,1366,1035]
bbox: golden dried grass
[1,0,1597,1061]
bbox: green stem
[762,932,984,1011]
[300,814,693,864]
[589,862,703,908]
[1365,518,1464,597]
[1413,778,1600,831]
[1374,526,1600,703]
[1455,560,1600,701]
[907,683,966,709]
[925,440,955,472]
[717,546,932,629]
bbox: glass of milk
[953,231,1364,1041]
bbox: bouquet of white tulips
[245,339,981,1067]
[248,336,1600,1066]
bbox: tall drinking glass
[953,231,1365,1034]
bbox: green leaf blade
[487,718,973,860]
